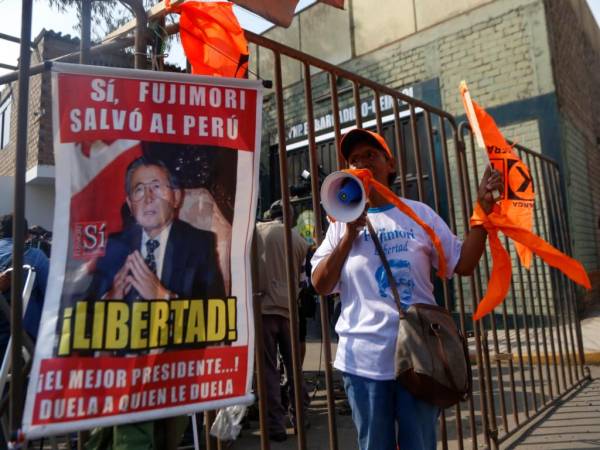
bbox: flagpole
[460,80,501,201]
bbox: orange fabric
[170,1,249,78]
[345,168,448,279]
[470,203,591,320]
[460,86,533,268]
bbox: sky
[0,0,599,76]
[0,0,316,75]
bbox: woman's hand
[344,207,368,241]
[477,166,504,214]
[312,207,368,295]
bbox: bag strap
[366,218,405,318]
[368,218,471,395]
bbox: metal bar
[424,110,440,212]
[204,410,215,450]
[373,90,383,134]
[548,167,579,384]
[542,162,568,393]
[391,99,406,196]
[550,163,584,382]
[273,51,307,450]
[440,408,448,450]
[0,32,23,45]
[455,132,491,448]
[9,0,33,435]
[523,151,552,405]
[251,232,271,450]
[531,157,559,399]
[501,293,519,428]
[303,62,338,450]
[119,0,148,69]
[408,104,424,201]
[454,129,480,449]
[544,163,574,389]
[515,244,538,412]
[441,120,468,450]
[460,128,496,448]
[0,63,18,71]
[80,0,92,64]
[328,73,343,169]
[352,81,362,128]
[504,237,529,417]
[467,141,506,436]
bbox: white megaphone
[320,171,366,222]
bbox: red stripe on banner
[58,74,257,151]
[31,346,248,425]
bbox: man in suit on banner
[84,155,225,450]
[89,155,225,302]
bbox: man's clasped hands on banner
[91,155,225,303]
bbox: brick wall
[544,0,600,272]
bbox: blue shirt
[0,238,49,346]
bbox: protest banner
[21,62,263,438]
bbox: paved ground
[503,366,600,449]
[227,313,600,450]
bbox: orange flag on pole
[169,1,249,78]
[460,82,591,320]
[460,81,533,268]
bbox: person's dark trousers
[262,314,306,437]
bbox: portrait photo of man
[87,155,226,302]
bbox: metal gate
[0,2,590,449]
[245,28,590,450]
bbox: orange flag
[460,82,533,268]
[460,84,591,320]
[470,203,590,320]
[169,1,249,78]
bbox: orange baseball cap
[340,128,394,161]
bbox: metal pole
[10,0,33,436]
[80,0,92,64]
[119,0,147,69]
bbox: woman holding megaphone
[311,129,502,450]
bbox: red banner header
[58,74,258,151]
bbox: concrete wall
[0,176,55,230]
[261,0,556,141]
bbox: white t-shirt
[311,201,463,380]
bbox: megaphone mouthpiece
[321,171,367,223]
[337,178,362,205]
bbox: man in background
[255,200,309,442]
[0,214,50,449]
[0,214,49,356]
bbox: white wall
[0,175,55,230]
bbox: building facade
[251,0,600,289]
[0,30,133,229]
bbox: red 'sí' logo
[73,221,107,259]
